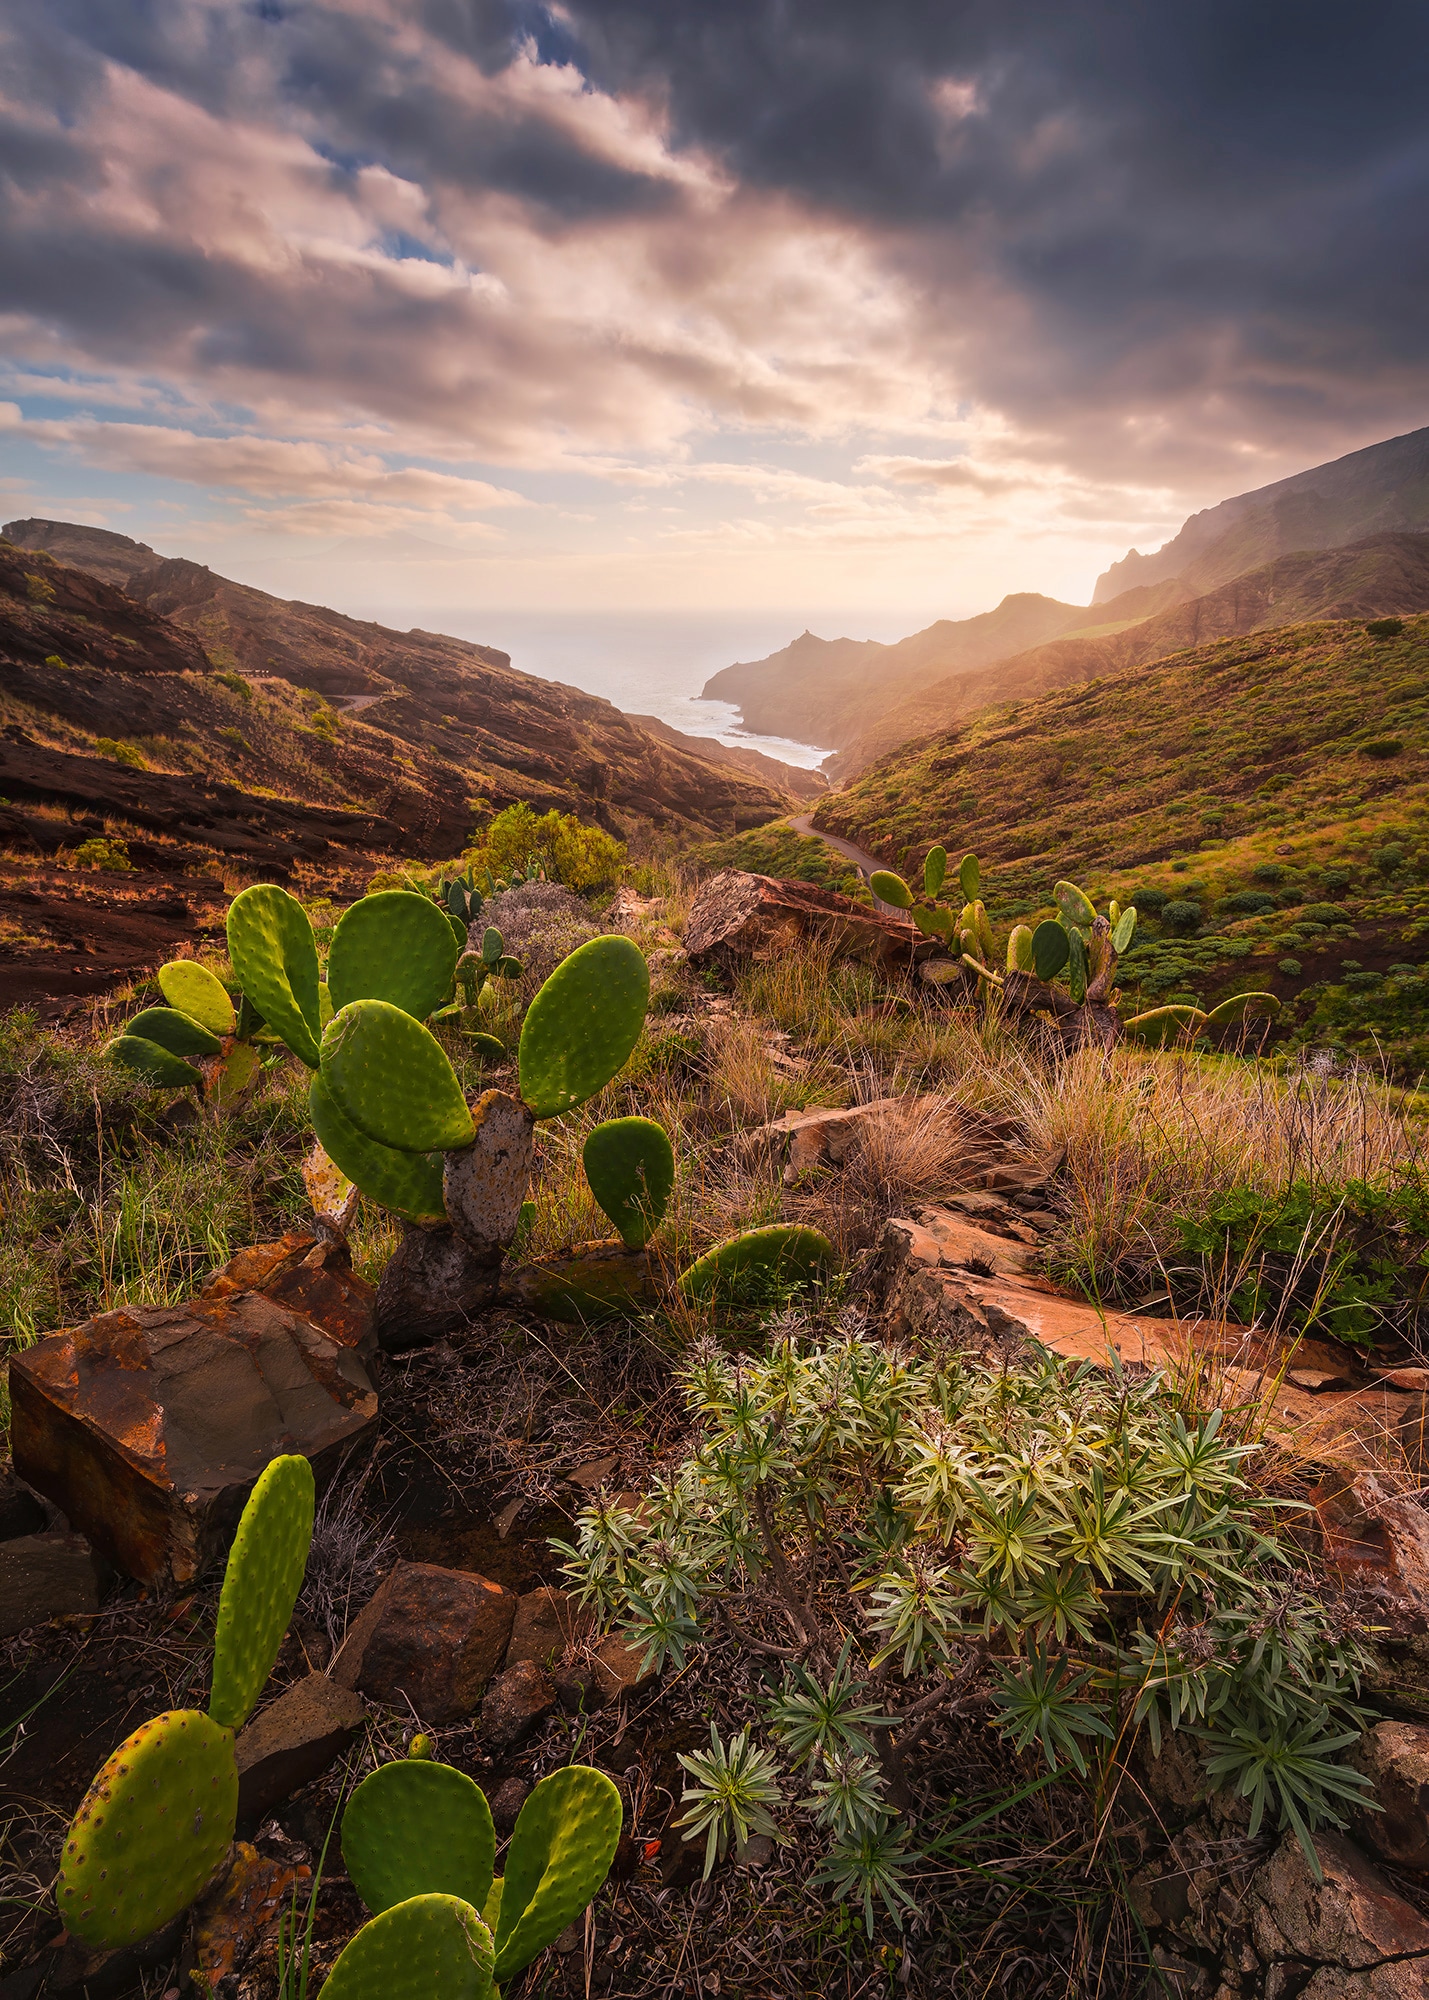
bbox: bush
[94,737,147,770]
[214,671,252,700]
[1216,891,1279,916]
[44,653,67,670]
[1321,868,1353,894]
[1374,845,1407,873]
[1277,957,1302,976]
[1365,617,1405,639]
[70,836,132,872]
[1300,903,1350,925]
[1160,898,1203,933]
[1361,738,1404,760]
[1130,886,1169,913]
[1343,970,1382,990]
[1250,863,1286,885]
[471,802,626,893]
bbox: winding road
[789,813,903,915]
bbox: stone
[0,1471,47,1542]
[235,1673,369,1826]
[736,1834,774,1868]
[554,1662,600,1714]
[331,1561,516,1723]
[489,1775,529,1834]
[374,1224,502,1353]
[480,1660,556,1749]
[1351,1721,1429,1873]
[1314,1474,1429,1633]
[1252,1831,1429,1976]
[201,1229,377,1364]
[683,869,933,976]
[568,1460,620,1494]
[189,1841,308,1998]
[9,1287,377,1587]
[506,1586,592,1669]
[0,1532,100,1636]
[747,1096,978,1185]
[592,1633,656,1704]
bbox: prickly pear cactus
[1006,925,1035,973]
[209,1455,315,1731]
[319,1894,495,2000]
[226,883,323,1068]
[1203,992,1278,1028]
[124,1006,223,1059]
[107,1034,203,1089]
[327,891,461,1022]
[958,851,980,901]
[442,1090,536,1256]
[869,869,912,910]
[309,1074,447,1221]
[1122,1004,1204,1047]
[492,1765,622,1984]
[1030,919,1070,983]
[923,846,947,898]
[157,961,237,1036]
[677,1224,834,1305]
[56,1711,237,1949]
[1054,879,1097,929]
[518,935,649,1120]
[582,1117,674,1249]
[342,1757,496,1916]
[321,1000,475,1152]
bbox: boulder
[9,1286,377,1587]
[683,869,931,975]
[235,1673,369,1827]
[0,1470,48,1542]
[747,1096,980,1185]
[480,1660,556,1749]
[1252,1831,1429,1985]
[0,1531,101,1636]
[1351,1722,1429,1874]
[489,1776,530,1834]
[1315,1473,1429,1637]
[506,1586,592,1671]
[331,1562,516,1723]
[202,1230,376,1363]
[592,1634,656,1704]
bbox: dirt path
[788,812,902,914]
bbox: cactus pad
[442,1090,535,1255]
[1054,880,1097,929]
[209,1455,314,1731]
[1006,925,1034,973]
[1203,992,1279,1027]
[322,1000,475,1152]
[342,1759,496,1916]
[447,910,470,950]
[1031,920,1070,983]
[309,1075,447,1221]
[210,1040,262,1108]
[125,1006,223,1059]
[583,1117,674,1249]
[327,892,461,1022]
[320,1894,495,2000]
[518,935,649,1119]
[1123,1004,1204,1048]
[107,1035,203,1088]
[57,1710,237,1948]
[226,884,323,1068]
[157,961,236,1036]
[677,1224,834,1305]
[510,1241,654,1324]
[957,852,979,900]
[869,870,912,910]
[492,1765,622,1983]
[922,846,947,898]
[1112,906,1137,953]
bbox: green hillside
[815,614,1429,1075]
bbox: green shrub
[1365,618,1405,639]
[70,836,132,872]
[1343,970,1382,990]
[214,670,252,699]
[470,802,627,893]
[94,737,147,770]
[1373,845,1407,874]
[1130,886,1169,913]
[44,653,67,670]
[1216,891,1279,916]
[1250,863,1286,885]
[1300,903,1349,925]
[1277,957,1302,976]
[1361,738,1404,760]
[1161,899,1203,933]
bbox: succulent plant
[327,890,461,1022]
[431,925,523,1044]
[57,1455,315,1950]
[1123,992,1280,1048]
[108,963,264,1103]
[227,883,324,1068]
[583,1116,674,1249]
[677,1224,834,1305]
[319,1895,495,2000]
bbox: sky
[2,0,1428,648]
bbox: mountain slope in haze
[814,613,1429,1073]
[1093,423,1429,604]
[828,532,1429,779]
[627,714,826,798]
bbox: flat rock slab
[1253,1831,1429,1977]
[0,1531,101,1636]
[202,1230,377,1364]
[236,1673,369,1827]
[1351,1720,1429,1873]
[331,1561,516,1723]
[10,1287,377,1586]
[684,869,932,973]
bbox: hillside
[1093,422,1429,603]
[828,532,1429,777]
[626,713,825,798]
[814,612,1429,1074]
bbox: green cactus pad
[922,846,947,898]
[320,1895,495,2000]
[492,1765,622,1984]
[869,870,912,910]
[1054,880,1098,929]
[309,1074,446,1221]
[157,961,236,1036]
[210,1040,262,1108]
[582,1118,674,1249]
[322,1001,475,1152]
[466,1029,507,1058]
[481,927,503,966]
[107,1034,203,1089]
[1112,906,1138,953]
[510,1241,654,1323]
[57,1710,237,1949]
[1123,1004,1205,1048]
[1066,925,1088,1004]
[227,884,323,1068]
[447,910,470,949]
[342,1759,496,1916]
[125,1006,223,1059]
[1031,920,1070,983]
[327,892,460,1022]
[957,852,980,900]
[1202,991,1280,1027]
[677,1224,834,1305]
[518,935,649,1119]
[209,1455,315,1731]
[1006,924,1034,973]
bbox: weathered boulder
[201,1230,377,1365]
[331,1562,516,1723]
[235,1673,369,1826]
[1351,1721,1429,1874]
[746,1096,978,1185]
[489,1775,530,1834]
[480,1660,556,1749]
[0,1531,101,1636]
[9,1286,377,1587]
[1252,1832,1429,1987]
[506,1586,592,1671]
[684,869,931,974]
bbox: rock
[235,1673,369,1827]
[0,1532,101,1636]
[747,1096,974,1185]
[442,1091,536,1259]
[331,1562,516,1723]
[592,1634,656,1704]
[683,869,932,975]
[1252,1832,1429,1980]
[555,1662,600,1714]
[554,1918,584,1954]
[189,1841,308,1998]
[568,1460,620,1494]
[737,1834,775,1868]
[1314,1474,1429,1634]
[1380,1370,1429,1392]
[480,1660,556,1749]
[201,1229,377,1364]
[489,1776,529,1834]
[506,1240,655,1325]
[1351,1722,1429,1874]
[0,1471,47,1542]
[40,1914,186,2000]
[374,1224,502,1352]
[506,1586,592,1670]
[9,1287,377,1587]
